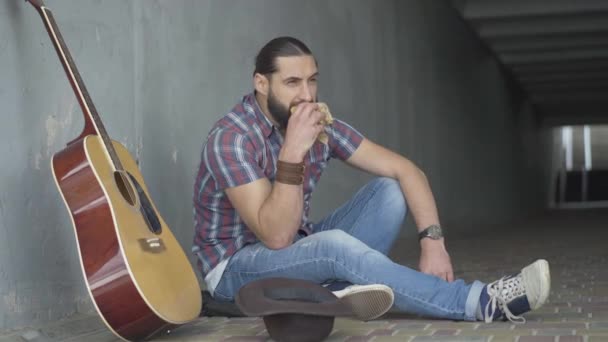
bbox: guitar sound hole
[114,172,136,206]
[128,173,162,234]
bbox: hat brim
[235,277,353,317]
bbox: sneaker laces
[484,276,526,324]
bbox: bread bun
[315,102,333,144]
[289,103,334,144]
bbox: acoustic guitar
[27,1,202,340]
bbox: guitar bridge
[138,237,166,253]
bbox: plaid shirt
[192,93,364,276]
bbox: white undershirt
[204,257,230,296]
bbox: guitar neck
[36,5,124,171]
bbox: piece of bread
[316,102,334,144]
[289,102,334,144]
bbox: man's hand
[419,239,454,282]
[281,103,326,162]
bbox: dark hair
[254,36,314,76]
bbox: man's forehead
[275,55,318,78]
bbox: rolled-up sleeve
[328,119,364,161]
[203,129,265,189]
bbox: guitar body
[51,135,201,341]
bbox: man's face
[265,55,318,131]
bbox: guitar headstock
[26,0,45,9]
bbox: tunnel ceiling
[451,0,608,126]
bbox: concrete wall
[0,0,549,330]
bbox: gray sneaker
[480,259,551,323]
[332,284,394,321]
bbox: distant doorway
[555,125,608,208]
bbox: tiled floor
[2,209,607,341]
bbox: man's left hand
[419,239,454,282]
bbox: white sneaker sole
[522,259,551,310]
[333,284,394,321]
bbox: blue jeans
[213,177,484,321]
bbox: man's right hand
[280,103,326,162]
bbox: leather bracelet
[275,169,304,185]
[277,160,305,172]
[275,160,305,185]
[275,172,304,185]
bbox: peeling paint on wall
[135,135,143,167]
[172,148,178,164]
[45,115,60,156]
[0,199,4,225]
[32,94,78,169]
[34,153,42,170]
[95,26,101,43]
[45,96,76,158]
[2,290,17,313]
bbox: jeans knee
[370,177,407,224]
[305,230,368,258]
[297,230,387,281]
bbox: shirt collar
[245,92,275,138]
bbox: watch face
[428,226,443,239]
[419,225,443,241]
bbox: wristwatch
[418,225,443,241]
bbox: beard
[267,86,317,132]
[267,89,291,131]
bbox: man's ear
[254,73,269,96]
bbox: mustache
[288,99,319,113]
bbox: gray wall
[0,0,550,330]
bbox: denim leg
[313,177,406,255]
[213,230,483,321]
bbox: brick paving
[1,209,607,341]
